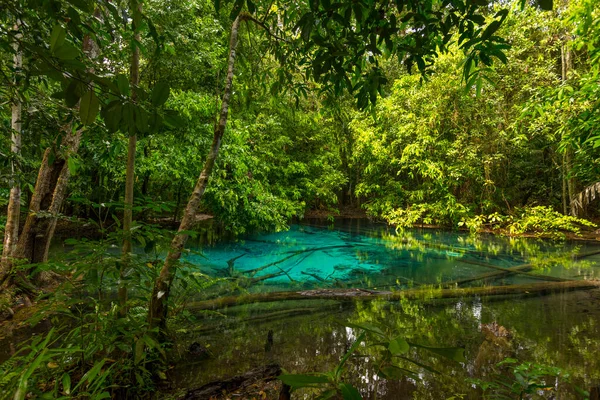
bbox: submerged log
[186,280,600,311]
[455,259,568,283]
[181,363,282,399]
[446,248,600,287]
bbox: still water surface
[172,220,600,398]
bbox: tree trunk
[10,22,98,275]
[148,15,243,332]
[14,130,82,266]
[561,41,574,215]
[120,0,142,314]
[1,23,23,280]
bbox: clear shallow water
[182,219,600,291]
[170,220,600,398]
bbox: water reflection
[181,219,600,300]
[172,288,600,398]
[171,219,600,397]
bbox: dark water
[171,220,600,398]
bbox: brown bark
[148,15,244,332]
[1,23,22,279]
[14,131,82,267]
[11,22,99,273]
[186,280,600,311]
[120,0,142,314]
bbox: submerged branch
[455,259,568,283]
[445,248,600,287]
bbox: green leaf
[67,157,78,175]
[73,359,106,391]
[61,373,71,395]
[339,383,362,400]
[151,81,170,107]
[80,90,100,125]
[344,322,385,337]
[278,374,329,388]
[50,25,66,53]
[337,331,366,371]
[117,74,130,96]
[379,365,419,380]
[54,43,79,60]
[135,107,149,133]
[480,20,501,42]
[410,343,466,363]
[102,102,122,133]
[65,80,85,108]
[163,110,185,128]
[66,0,94,13]
[388,336,409,355]
[397,356,440,375]
[122,103,136,134]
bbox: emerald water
[171,220,600,398]
[183,219,600,290]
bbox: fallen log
[181,363,282,399]
[186,280,600,311]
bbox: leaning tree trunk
[1,23,22,281]
[148,15,243,332]
[119,0,142,315]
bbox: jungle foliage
[1,0,600,397]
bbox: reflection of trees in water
[171,287,600,398]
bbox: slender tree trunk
[1,23,23,290]
[148,15,243,332]
[119,0,142,314]
[560,40,577,215]
[562,153,568,215]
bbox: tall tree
[120,0,143,314]
[1,22,22,275]
[149,13,245,331]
